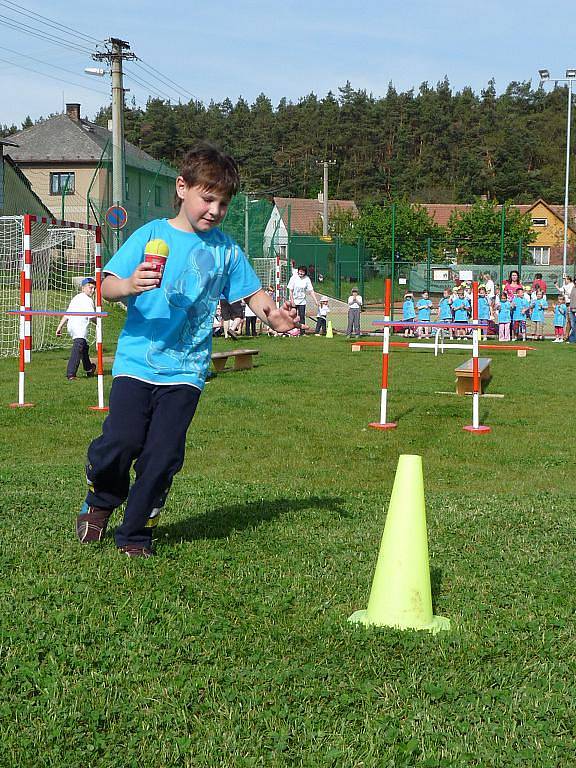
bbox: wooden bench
[454,357,492,395]
[211,348,260,372]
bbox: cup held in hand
[144,239,169,286]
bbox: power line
[0,54,109,96]
[134,58,201,102]
[0,13,94,55]
[0,0,103,46]
[123,65,177,103]
[0,43,109,86]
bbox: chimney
[66,103,81,121]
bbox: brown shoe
[118,545,154,558]
[86,363,97,378]
[76,503,113,543]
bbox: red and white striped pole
[369,278,397,430]
[275,255,281,308]
[23,214,32,364]
[463,281,490,433]
[89,226,108,412]
[10,215,34,407]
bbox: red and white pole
[275,255,281,308]
[464,281,490,433]
[23,214,32,364]
[10,215,34,407]
[369,278,397,430]
[89,226,108,413]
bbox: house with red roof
[421,199,576,266]
[263,194,358,257]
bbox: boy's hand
[263,300,302,333]
[128,263,161,295]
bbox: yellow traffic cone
[325,320,333,339]
[349,454,450,634]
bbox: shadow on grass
[160,495,347,542]
[391,405,415,423]
[430,567,445,615]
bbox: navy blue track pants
[85,377,201,548]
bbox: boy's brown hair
[175,143,240,208]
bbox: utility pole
[92,38,135,211]
[317,160,336,237]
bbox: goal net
[0,215,97,357]
[251,257,289,306]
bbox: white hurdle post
[369,278,397,430]
[89,225,108,413]
[463,281,491,434]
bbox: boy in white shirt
[55,277,97,380]
[346,288,363,336]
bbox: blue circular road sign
[105,205,128,229]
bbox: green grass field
[1,309,575,767]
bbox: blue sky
[2,0,576,128]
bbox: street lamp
[539,68,576,275]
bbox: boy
[315,296,330,335]
[511,287,529,341]
[77,144,299,557]
[55,277,97,380]
[529,289,548,340]
[416,290,433,338]
[451,287,470,337]
[402,293,416,337]
[478,285,492,340]
[438,288,453,339]
[346,288,362,337]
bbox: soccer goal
[252,256,289,306]
[1,214,107,409]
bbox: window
[528,246,550,265]
[531,217,548,226]
[50,172,75,195]
[125,177,130,200]
[154,186,162,206]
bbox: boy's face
[82,283,95,297]
[176,181,231,233]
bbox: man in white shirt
[56,277,97,380]
[287,265,318,328]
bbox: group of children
[402,282,568,342]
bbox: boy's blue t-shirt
[438,297,452,321]
[452,297,469,321]
[497,301,511,323]
[554,304,567,326]
[104,218,261,390]
[512,296,529,321]
[417,298,432,321]
[402,300,416,320]
[478,296,491,320]
[530,297,547,322]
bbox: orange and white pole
[369,278,397,430]
[464,281,490,433]
[89,226,108,412]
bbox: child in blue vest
[553,295,567,342]
[402,293,416,337]
[451,287,470,337]
[437,288,453,339]
[495,292,512,341]
[416,290,433,337]
[76,144,299,557]
[511,287,530,341]
[529,290,548,340]
[478,286,492,340]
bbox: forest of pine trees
[3,78,574,206]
